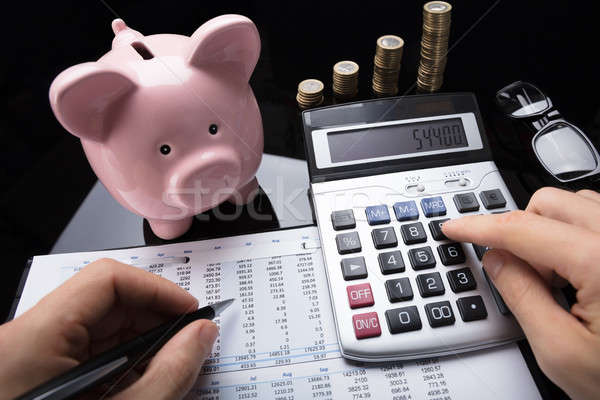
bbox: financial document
[16,226,541,399]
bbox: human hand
[442,187,600,400]
[0,258,218,400]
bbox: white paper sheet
[16,226,541,400]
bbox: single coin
[298,79,324,95]
[334,61,359,75]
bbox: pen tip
[211,298,235,316]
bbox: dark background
[1,0,599,333]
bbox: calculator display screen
[327,118,468,163]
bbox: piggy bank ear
[49,63,136,142]
[188,14,260,82]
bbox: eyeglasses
[495,81,600,183]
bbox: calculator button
[416,272,445,297]
[400,222,427,245]
[420,196,447,217]
[331,209,356,230]
[456,296,488,322]
[408,246,436,270]
[447,267,477,293]
[372,227,398,249]
[393,201,419,221]
[365,205,391,225]
[352,312,382,339]
[428,218,450,240]
[378,251,405,274]
[341,257,368,280]
[385,306,422,334]
[347,283,375,309]
[385,278,413,302]
[336,232,361,254]
[453,192,480,213]
[472,244,489,261]
[480,189,507,209]
[437,243,466,265]
[483,269,510,315]
[424,301,455,327]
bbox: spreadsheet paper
[15,226,541,400]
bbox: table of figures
[181,248,540,400]
[17,227,542,400]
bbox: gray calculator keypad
[329,188,512,341]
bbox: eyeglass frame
[496,81,600,183]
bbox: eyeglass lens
[533,122,598,181]
[496,82,550,117]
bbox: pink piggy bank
[49,15,264,239]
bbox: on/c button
[352,312,381,339]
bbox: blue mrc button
[365,205,390,225]
[421,197,447,217]
[393,201,419,221]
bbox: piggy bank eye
[209,124,218,135]
[159,144,171,155]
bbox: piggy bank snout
[168,148,242,211]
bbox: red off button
[352,312,381,339]
[346,283,375,309]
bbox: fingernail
[441,219,456,230]
[483,251,504,279]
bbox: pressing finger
[442,212,599,289]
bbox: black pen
[16,298,234,400]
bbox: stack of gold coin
[297,79,324,109]
[333,61,359,99]
[417,1,452,92]
[372,35,404,96]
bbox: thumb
[482,249,578,348]
[110,320,218,400]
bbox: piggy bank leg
[228,177,259,205]
[147,217,194,240]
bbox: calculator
[302,93,523,361]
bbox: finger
[482,249,596,396]
[35,259,198,329]
[481,250,584,350]
[577,189,600,204]
[88,303,181,343]
[109,320,218,400]
[525,187,600,233]
[442,211,599,289]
